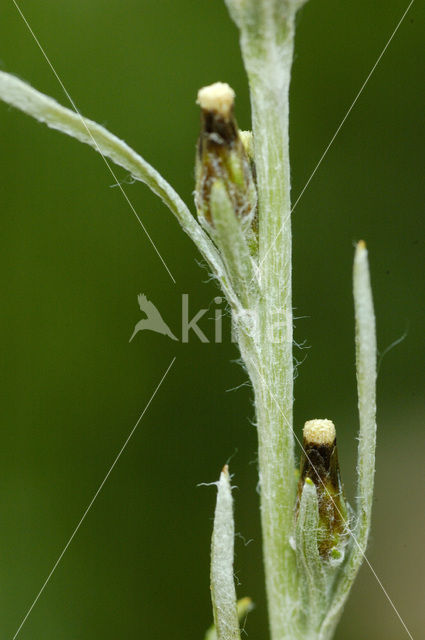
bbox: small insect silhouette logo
[129,294,178,342]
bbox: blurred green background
[0,1,423,638]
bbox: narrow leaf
[295,478,326,632]
[0,72,238,305]
[319,241,377,640]
[204,598,253,640]
[210,466,240,640]
[353,240,377,544]
[209,181,258,308]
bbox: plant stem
[227,3,300,638]
[252,41,298,640]
[1,5,381,638]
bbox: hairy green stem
[225,3,300,638]
[1,8,380,637]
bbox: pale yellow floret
[303,419,336,445]
[197,82,235,118]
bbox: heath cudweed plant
[0,1,379,639]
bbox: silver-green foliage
[0,2,378,639]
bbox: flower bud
[195,82,256,235]
[297,419,348,559]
